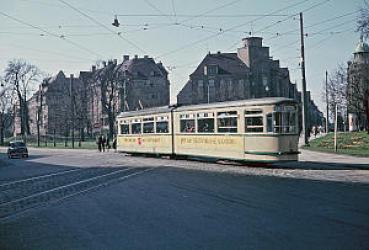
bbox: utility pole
[37,86,41,147]
[300,12,309,145]
[70,74,75,149]
[325,70,329,134]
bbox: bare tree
[93,61,121,139]
[4,59,42,135]
[347,65,369,131]
[322,65,348,129]
[357,1,369,39]
[0,77,16,145]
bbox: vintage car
[7,141,29,159]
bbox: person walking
[101,135,106,152]
[96,135,102,152]
[112,137,117,153]
[106,137,110,152]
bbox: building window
[217,111,238,133]
[205,64,218,75]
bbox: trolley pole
[325,70,329,134]
[300,12,309,145]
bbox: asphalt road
[0,148,369,249]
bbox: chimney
[123,55,130,61]
[242,37,263,48]
[113,59,118,64]
[144,55,149,59]
[102,61,107,67]
[92,65,96,72]
[134,54,138,59]
[217,51,221,54]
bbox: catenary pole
[325,70,329,133]
[300,12,309,145]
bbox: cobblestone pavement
[0,147,368,249]
[1,146,369,184]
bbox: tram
[116,97,300,162]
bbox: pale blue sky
[0,0,364,112]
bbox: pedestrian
[106,136,110,152]
[101,135,106,152]
[96,135,102,152]
[112,137,117,152]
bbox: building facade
[177,37,297,105]
[18,55,170,137]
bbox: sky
[0,0,365,113]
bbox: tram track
[0,166,156,219]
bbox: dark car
[7,141,28,159]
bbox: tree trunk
[0,112,4,146]
[364,91,369,133]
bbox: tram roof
[117,97,297,118]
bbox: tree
[4,59,42,135]
[93,61,121,140]
[347,64,369,131]
[322,65,348,130]
[357,1,369,39]
[0,77,16,145]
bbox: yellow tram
[116,97,300,162]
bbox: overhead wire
[0,10,103,58]
[57,0,148,54]
[156,0,310,59]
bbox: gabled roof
[190,52,249,77]
[116,57,166,78]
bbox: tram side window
[267,114,273,133]
[245,109,263,133]
[143,122,154,133]
[198,118,214,133]
[132,123,142,134]
[217,111,238,133]
[156,121,169,133]
[245,116,263,132]
[180,119,195,133]
[120,124,129,134]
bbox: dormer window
[204,64,218,75]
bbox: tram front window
[267,106,297,134]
